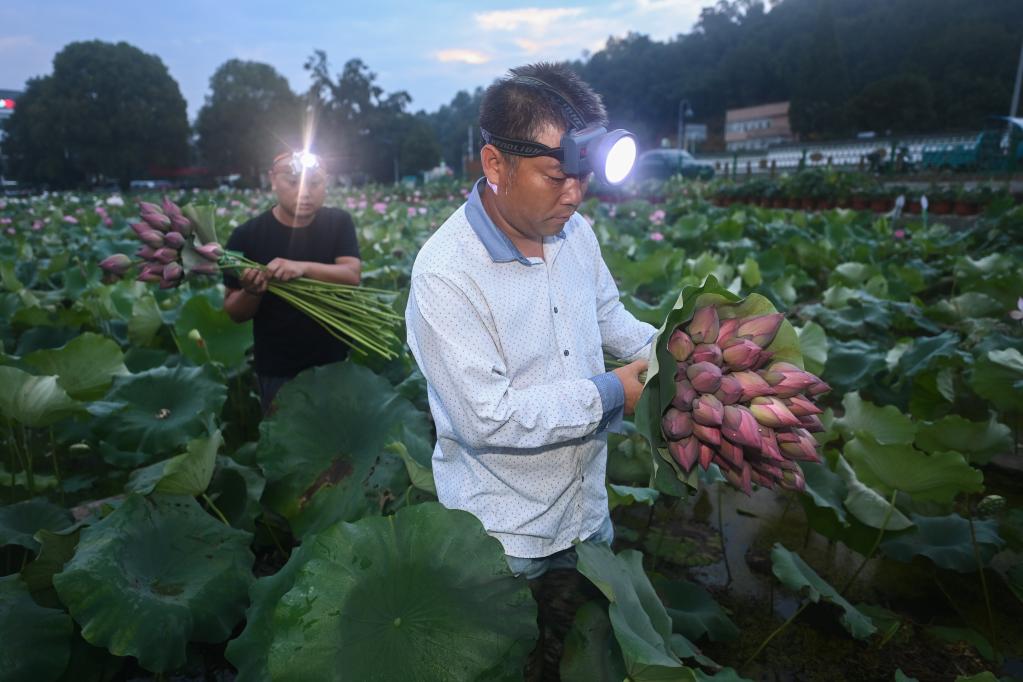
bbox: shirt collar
[465,178,566,265]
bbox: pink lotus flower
[0,217,10,225]
[63,215,78,224]
[650,231,665,241]
[1010,297,1023,323]
[649,209,666,224]
[31,220,44,231]
[407,207,417,218]
[5,227,15,236]
[373,202,388,214]
[894,229,906,239]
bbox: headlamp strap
[510,75,588,131]
[480,128,563,160]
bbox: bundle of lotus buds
[659,305,830,495]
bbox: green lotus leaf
[769,543,876,639]
[835,392,916,445]
[206,455,265,531]
[895,669,920,682]
[560,601,627,682]
[127,429,222,497]
[970,349,1023,413]
[651,575,739,643]
[53,494,253,673]
[0,366,81,427]
[895,331,961,380]
[822,339,886,395]
[795,321,828,376]
[0,498,73,551]
[263,503,536,682]
[953,673,999,682]
[257,362,432,537]
[926,626,998,663]
[181,204,218,245]
[800,460,849,526]
[23,333,128,401]
[127,291,163,345]
[608,484,660,511]
[693,667,752,681]
[576,543,697,681]
[21,527,81,607]
[0,575,73,682]
[844,436,983,504]
[88,365,227,457]
[173,294,252,368]
[388,441,436,496]
[915,414,1012,466]
[834,456,913,531]
[880,513,1003,572]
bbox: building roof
[726,101,790,122]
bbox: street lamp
[678,99,694,153]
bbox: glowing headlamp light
[480,76,637,185]
[277,151,322,175]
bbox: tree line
[3,0,1021,189]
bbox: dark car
[633,149,715,182]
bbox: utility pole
[677,99,693,153]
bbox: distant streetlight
[678,99,694,153]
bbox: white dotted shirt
[406,179,655,558]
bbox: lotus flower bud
[686,362,722,394]
[722,405,763,449]
[99,253,132,275]
[162,231,186,248]
[750,468,774,489]
[687,306,720,344]
[778,428,820,462]
[749,396,803,428]
[692,343,723,366]
[785,395,823,417]
[667,328,695,362]
[736,313,784,348]
[668,436,700,473]
[141,210,172,231]
[152,247,179,264]
[671,378,698,410]
[714,375,743,405]
[196,242,224,261]
[187,261,219,276]
[159,277,180,289]
[136,265,162,283]
[139,230,165,248]
[130,222,151,238]
[760,362,818,398]
[807,380,832,396]
[731,370,775,401]
[138,201,163,215]
[187,328,203,342]
[722,338,762,372]
[163,262,183,282]
[699,444,714,470]
[692,394,724,427]
[780,469,806,493]
[162,196,183,218]
[717,439,745,469]
[136,245,157,260]
[692,423,721,446]
[662,408,693,440]
[798,415,825,433]
[170,214,192,234]
[716,317,740,346]
[759,427,783,461]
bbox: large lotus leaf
[800,460,850,526]
[834,456,913,531]
[880,513,1003,572]
[23,333,128,401]
[0,575,73,682]
[560,601,628,682]
[823,339,887,395]
[970,349,1023,413]
[206,455,265,531]
[795,322,828,376]
[262,503,536,682]
[769,543,876,640]
[915,415,1012,466]
[53,494,253,673]
[895,331,962,380]
[0,498,73,551]
[0,366,81,427]
[651,575,739,643]
[835,392,916,445]
[257,362,431,537]
[127,291,163,345]
[576,543,697,681]
[388,441,436,496]
[844,436,983,504]
[88,365,227,456]
[21,527,81,607]
[608,484,660,511]
[173,295,252,368]
[127,429,222,497]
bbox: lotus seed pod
[722,405,763,449]
[692,394,724,426]
[736,313,784,348]
[692,423,721,447]
[721,338,762,372]
[692,343,723,366]
[716,317,740,346]
[163,231,186,248]
[749,396,803,428]
[668,436,700,473]
[662,408,694,440]
[785,395,823,417]
[687,306,719,344]
[671,379,698,410]
[731,370,775,401]
[686,361,722,394]
[139,230,165,248]
[667,328,695,362]
[714,374,743,405]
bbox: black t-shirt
[223,207,360,378]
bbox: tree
[195,59,302,185]
[2,40,189,189]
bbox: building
[725,101,795,152]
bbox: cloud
[0,35,34,52]
[434,49,491,65]
[474,8,585,33]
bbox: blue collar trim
[465,178,565,265]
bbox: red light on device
[0,99,14,109]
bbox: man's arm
[592,239,657,361]
[224,268,268,323]
[263,256,361,285]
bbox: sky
[0,0,706,119]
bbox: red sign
[0,99,15,110]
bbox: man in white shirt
[405,62,653,675]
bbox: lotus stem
[718,484,732,585]
[743,601,810,669]
[202,493,229,526]
[967,497,998,655]
[839,488,898,596]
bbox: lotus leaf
[389,441,436,496]
[257,362,432,537]
[127,429,222,496]
[880,513,1003,571]
[769,543,876,639]
[800,460,850,526]
[895,331,962,380]
[173,294,252,368]
[24,333,128,401]
[262,503,536,682]
[0,575,73,682]
[834,456,913,531]
[914,415,1012,466]
[88,365,227,457]
[0,366,81,427]
[21,528,81,606]
[823,340,886,395]
[843,436,983,503]
[560,602,628,682]
[206,455,265,531]
[795,322,827,375]
[608,484,660,511]
[651,575,739,643]
[127,291,163,345]
[836,392,916,445]
[53,494,253,672]
[926,626,998,663]
[0,498,73,551]
[971,349,1023,413]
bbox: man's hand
[239,268,269,295]
[612,358,648,416]
[266,258,306,282]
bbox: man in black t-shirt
[223,151,361,414]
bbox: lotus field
[0,178,1022,681]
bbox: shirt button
[553,306,559,313]
[563,349,570,356]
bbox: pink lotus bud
[687,306,720,344]
[693,423,721,447]
[671,378,698,410]
[717,439,745,469]
[780,468,806,492]
[187,262,219,276]
[798,415,825,433]
[760,362,818,398]
[759,427,783,461]
[736,313,785,348]
[99,253,132,275]
[699,444,714,470]
[686,362,722,394]
[162,262,183,282]
[807,380,832,396]
[136,245,156,260]
[152,247,179,264]
[750,468,775,489]
[170,214,192,234]
[139,230,164,248]
[196,243,223,261]
[778,428,820,462]
[138,201,163,214]
[136,265,162,283]
[731,370,775,401]
[714,375,743,404]
[716,317,740,346]
[722,405,763,449]
[750,397,803,428]
[692,343,723,366]
[159,278,180,289]
[668,436,700,473]
[692,394,724,426]
[722,338,762,372]
[163,231,186,248]
[785,395,823,417]
[141,210,172,231]
[667,328,695,362]
[161,196,183,218]
[130,222,151,238]
[662,408,693,440]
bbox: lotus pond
[0,178,1021,681]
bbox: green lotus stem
[743,601,810,669]
[49,431,64,506]
[262,517,288,560]
[17,424,34,495]
[967,498,998,655]
[202,493,229,526]
[271,287,397,358]
[718,484,732,585]
[839,488,899,596]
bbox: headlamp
[275,151,322,176]
[480,76,637,185]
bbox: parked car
[633,149,715,181]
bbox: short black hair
[479,62,608,145]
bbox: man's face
[497,124,589,239]
[270,162,327,220]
